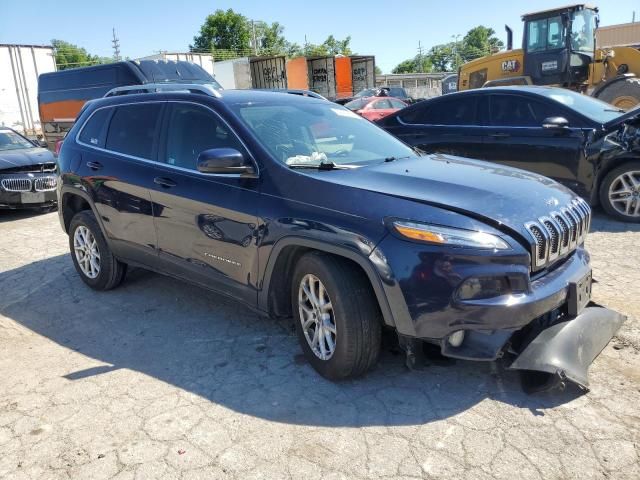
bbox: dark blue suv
[57,84,624,389]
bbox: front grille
[525,198,591,271]
[1,178,32,192]
[34,176,57,191]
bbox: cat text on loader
[458,4,640,109]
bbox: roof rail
[104,83,222,98]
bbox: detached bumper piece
[509,306,626,392]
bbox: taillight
[55,139,64,156]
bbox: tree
[460,26,504,61]
[52,39,103,70]
[391,55,432,74]
[191,9,251,53]
[375,65,382,75]
[303,35,353,57]
[254,21,287,54]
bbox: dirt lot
[0,209,638,480]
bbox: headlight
[391,220,510,250]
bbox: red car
[344,97,408,121]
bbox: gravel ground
[0,209,638,480]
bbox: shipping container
[214,56,287,90]
[349,55,376,96]
[286,55,376,100]
[139,51,215,76]
[0,44,56,138]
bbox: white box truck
[0,44,56,138]
[215,56,287,90]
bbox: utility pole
[417,41,424,73]
[112,28,121,61]
[251,20,258,55]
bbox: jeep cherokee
[56,85,624,389]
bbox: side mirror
[34,139,48,148]
[542,116,570,129]
[196,148,255,175]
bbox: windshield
[571,9,596,54]
[230,100,415,167]
[344,98,369,111]
[0,130,34,151]
[354,89,375,98]
[539,88,627,123]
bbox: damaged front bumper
[509,305,626,391]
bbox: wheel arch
[259,237,397,329]
[60,187,105,235]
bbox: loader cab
[522,4,598,88]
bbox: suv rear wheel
[69,210,127,290]
[292,252,381,379]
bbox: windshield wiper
[383,154,416,163]
[287,161,354,170]
[604,108,625,113]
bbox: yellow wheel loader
[458,4,640,109]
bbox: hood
[326,154,579,239]
[604,104,640,130]
[0,147,55,171]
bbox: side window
[490,95,558,127]
[105,103,163,159]
[372,99,392,109]
[389,99,407,109]
[399,103,428,124]
[164,104,246,170]
[469,69,487,89]
[400,98,476,125]
[79,108,112,147]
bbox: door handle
[490,133,510,139]
[153,177,177,188]
[86,161,103,170]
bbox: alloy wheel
[608,170,640,218]
[73,225,101,278]
[298,274,337,360]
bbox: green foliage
[392,25,505,73]
[375,65,382,75]
[191,9,252,53]
[392,55,433,74]
[52,39,105,70]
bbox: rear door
[484,93,586,192]
[148,102,261,305]
[385,95,485,158]
[76,102,163,264]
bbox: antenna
[112,28,121,61]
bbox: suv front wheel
[69,210,127,290]
[292,252,381,380]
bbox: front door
[483,93,586,194]
[148,102,261,305]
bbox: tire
[292,252,381,380]
[68,210,127,290]
[599,161,640,222]
[595,77,640,110]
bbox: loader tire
[595,77,640,110]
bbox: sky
[1,0,638,73]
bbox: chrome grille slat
[525,200,592,271]
[1,178,32,192]
[34,176,57,192]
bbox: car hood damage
[509,305,626,392]
[0,148,56,173]
[328,153,579,240]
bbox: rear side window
[400,97,477,125]
[389,99,407,109]
[79,108,112,147]
[105,103,163,159]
